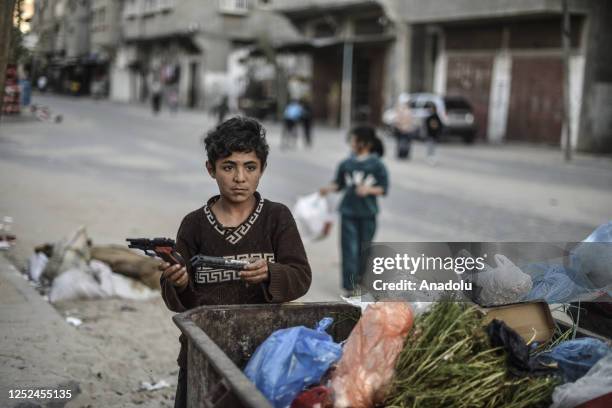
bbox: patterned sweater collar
[203,192,265,245]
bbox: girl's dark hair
[204,116,269,167]
[350,125,385,157]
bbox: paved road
[1,95,612,301]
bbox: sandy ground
[55,297,180,408]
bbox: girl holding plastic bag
[320,126,388,296]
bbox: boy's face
[206,151,264,204]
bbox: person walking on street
[393,93,417,160]
[320,126,388,296]
[215,95,229,124]
[424,102,443,165]
[151,77,162,115]
[281,100,303,150]
[300,97,313,148]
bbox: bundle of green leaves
[385,302,559,408]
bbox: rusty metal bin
[173,302,361,408]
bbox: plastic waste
[486,319,558,377]
[467,254,532,306]
[49,268,108,302]
[550,353,612,408]
[293,193,334,242]
[42,226,91,283]
[331,302,414,408]
[582,221,612,243]
[27,252,48,282]
[244,318,342,408]
[570,222,612,292]
[290,386,333,408]
[523,263,588,303]
[48,261,157,302]
[538,338,611,382]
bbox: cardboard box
[481,301,555,343]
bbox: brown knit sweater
[161,192,312,367]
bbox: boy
[159,117,312,408]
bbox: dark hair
[350,125,385,157]
[204,116,269,168]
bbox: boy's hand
[240,259,269,284]
[159,262,189,290]
[356,185,371,197]
[356,185,384,197]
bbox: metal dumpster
[173,302,361,408]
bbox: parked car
[383,93,478,143]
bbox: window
[123,0,139,18]
[219,0,249,15]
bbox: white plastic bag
[27,252,48,282]
[550,353,612,408]
[49,268,109,302]
[42,226,91,282]
[293,192,334,242]
[49,261,157,303]
[471,254,533,306]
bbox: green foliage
[385,303,560,408]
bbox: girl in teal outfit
[321,126,388,295]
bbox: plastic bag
[244,318,342,408]
[582,221,612,243]
[290,386,333,408]
[48,261,157,303]
[331,302,414,408]
[293,193,334,242]
[42,226,91,283]
[570,222,612,292]
[538,338,611,382]
[49,268,109,302]
[27,252,48,282]
[523,263,588,303]
[468,254,532,306]
[550,353,612,408]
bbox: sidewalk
[0,254,86,407]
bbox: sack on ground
[91,245,161,289]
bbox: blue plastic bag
[538,338,611,382]
[244,317,342,408]
[522,263,588,303]
[569,222,612,294]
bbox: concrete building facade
[111,0,301,111]
[385,0,612,152]
[272,0,612,153]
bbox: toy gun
[127,237,249,271]
[126,237,185,266]
[191,254,248,271]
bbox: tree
[0,0,18,118]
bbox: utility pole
[562,0,572,161]
[0,0,17,118]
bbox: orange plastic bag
[331,302,414,408]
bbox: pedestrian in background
[215,95,229,124]
[320,125,388,296]
[281,100,303,150]
[151,77,162,115]
[300,97,313,148]
[393,93,417,160]
[424,102,443,165]
[36,75,47,93]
